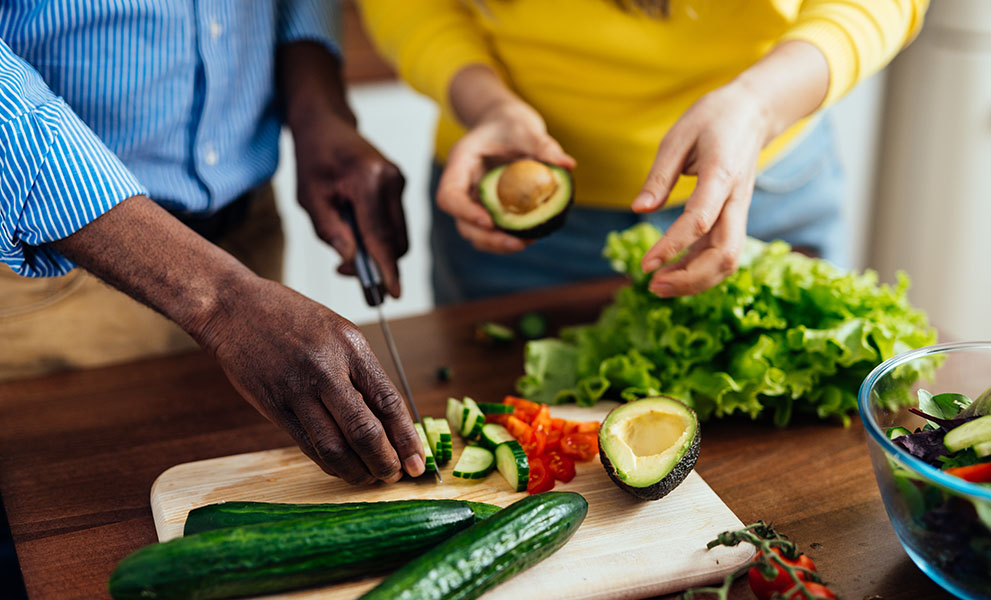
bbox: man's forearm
[277,41,356,130]
[50,195,255,346]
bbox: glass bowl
[859,341,991,599]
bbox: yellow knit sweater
[359,0,927,208]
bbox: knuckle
[370,388,405,418]
[313,437,347,464]
[688,211,714,237]
[344,414,385,449]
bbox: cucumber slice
[423,418,447,465]
[446,398,465,435]
[975,441,991,458]
[478,402,514,415]
[495,441,529,492]
[414,423,436,472]
[460,397,485,441]
[434,419,453,462]
[944,415,991,453]
[452,446,495,479]
[886,426,912,440]
[480,423,515,450]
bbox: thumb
[535,137,576,170]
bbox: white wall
[274,76,888,326]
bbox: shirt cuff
[277,0,342,59]
[1,98,146,278]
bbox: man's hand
[632,40,830,298]
[441,65,576,254]
[278,42,408,298]
[196,276,425,484]
[52,195,425,484]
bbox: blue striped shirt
[0,1,339,277]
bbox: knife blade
[341,204,442,483]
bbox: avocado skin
[495,199,573,240]
[599,422,701,502]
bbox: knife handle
[340,204,385,307]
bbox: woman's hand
[633,40,829,297]
[439,66,575,254]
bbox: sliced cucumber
[423,418,447,465]
[414,423,436,472]
[434,418,453,462]
[944,415,991,453]
[452,446,495,480]
[495,441,529,492]
[886,426,912,440]
[975,441,991,458]
[446,398,465,436]
[480,423,515,450]
[477,402,514,415]
[460,397,485,441]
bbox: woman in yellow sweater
[359,0,927,303]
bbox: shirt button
[204,149,219,166]
[209,20,223,40]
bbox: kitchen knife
[341,204,442,483]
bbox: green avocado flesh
[478,161,573,239]
[599,395,700,501]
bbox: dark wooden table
[0,278,948,599]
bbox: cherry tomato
[573,421,600,435]
[946,463,991,483]
[505,415,532,441]
[545,429,563,453]
[550,418,567,432]
[532,404,552,432]
[794,583,836,599]
[560,432,598,462]
[747,548,817,600]
[546,450,576,483]
[504,396,541,423]
[527,456,555,494]
[521,428,547,458]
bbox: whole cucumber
[359,491,588,600]
[183,499,501,535]
[109,500,476,600]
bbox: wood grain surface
[0,278,950,599]
[150,403,754,600]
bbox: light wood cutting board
[150,402,754,600]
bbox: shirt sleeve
[781,0,929,106]
[277,0,342,58]
[0,39,146,278]
[357,0,499,115]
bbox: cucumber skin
[359,492,588,600]
[110,501,477,600]
[183,500,501,536]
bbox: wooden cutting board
[150,403,754,600]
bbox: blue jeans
[431,116,847,305]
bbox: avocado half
[478,159,573,239]
[599,396,700,501]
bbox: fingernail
[632,192,656,212]
[651,282,673,297]
[404,454,425,477]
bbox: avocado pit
[496,159,558,214]
[478,159,574,239]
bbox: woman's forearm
[449,64,529,128]
[730,40,830,146]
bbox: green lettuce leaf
[515,223,938,425]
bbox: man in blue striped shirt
[0,2,425,484]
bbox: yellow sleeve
[357,0,497,114]
[781,0,929,106]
